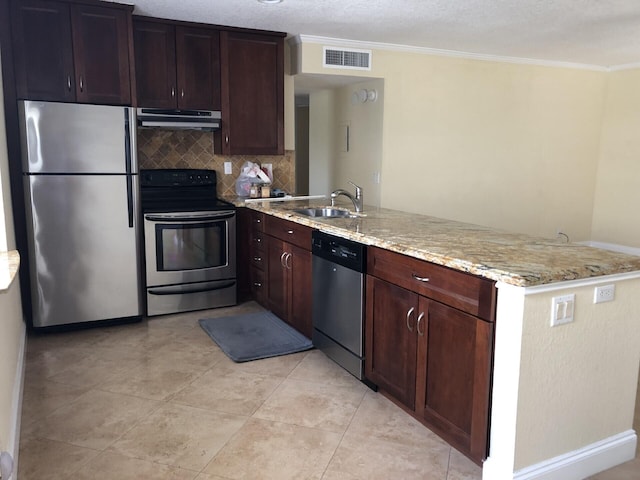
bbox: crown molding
[292,34,612,72]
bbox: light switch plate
[551,294,575,326]
[224,162,232,175]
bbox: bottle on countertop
[250,183,261,198]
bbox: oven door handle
[145,211,236,222]
[148,280,236,296]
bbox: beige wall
[294,104,310,195]
[296,41,608,240]
[307,79,384,203]
[591,68,640,249]
[0,51,25,458]
[308,89,337,195]
[332,79,384,208]
[514,278,640,468]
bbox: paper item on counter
[255,169,270,183]
[261,163,273,182]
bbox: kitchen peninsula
[238,200,640,287]
[236,198,640,480]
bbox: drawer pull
[253,256,262,262]
[255,237,262,243]
[412,273,430,283]
[406,307,415,332]
[417,312,425,336]
[286,230,294,234]
[255,219,262,224]
[253,282,262,288]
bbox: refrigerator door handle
[124,108,134,228]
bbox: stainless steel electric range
[140,169,236,316]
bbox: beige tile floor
[18,301,640,479]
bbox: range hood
[136,108,221,131]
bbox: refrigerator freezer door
[19,100,136,174]
[24,175,142,327]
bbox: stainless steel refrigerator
[19,100,142,328]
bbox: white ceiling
[115,0,640,69]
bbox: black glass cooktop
[140,169,235,213]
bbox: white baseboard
[512,430,637,480]
[4,322,26,480]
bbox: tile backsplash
[137,129,295,197]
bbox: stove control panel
[140,169,216,187]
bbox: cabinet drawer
[251,267,266,304]
[251,211,265,232]
[265,215,312,250]
[251,230,266,252]
[251,250,266,270]
[367,247,496,321]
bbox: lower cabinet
[365,277,418,410]
[415,298,494,463]
[236,208,251,302]
[238,211,313,338]
[365,246,496,464]
[266,238,312,337]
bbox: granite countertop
[227,197,640,287]
[0,250,20,291]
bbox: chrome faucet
[330,181,363,213]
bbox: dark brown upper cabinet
[133,19,221,110]
[219,31,284,155]
[11,0,133,105]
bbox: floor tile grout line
[318,381,371,479]
[22,436,103,479]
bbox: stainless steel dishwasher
[312,231,367,380]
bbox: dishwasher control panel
[311,231,366,272]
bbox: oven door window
[155,221,227,271]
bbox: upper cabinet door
[176,27,221,110]
[133,20,177,108]
[11,0,133,105]
[71,5,131,105]
[220,31,284,155]
[11,0,76,102]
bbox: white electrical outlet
[224,162,232,175]
[594,284,615,304]
[551,294,575,326]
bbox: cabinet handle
[253,282,262,288]
[171,87,175,98]
[255,237,261,243]
[412,273,430,283]
[406,307,415,332]
[254,219,261,224]
[225,135,229,144]
[286,230,294,235]
[283,252,291,270]
[280,251,287,268]
[253,256,261,262]
[181,88,185,98]
[67,75,72,91]
[417,312,425,336]
[79,76,84,92]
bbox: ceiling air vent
[323,46,371,71]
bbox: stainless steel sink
[293,207,353,218]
